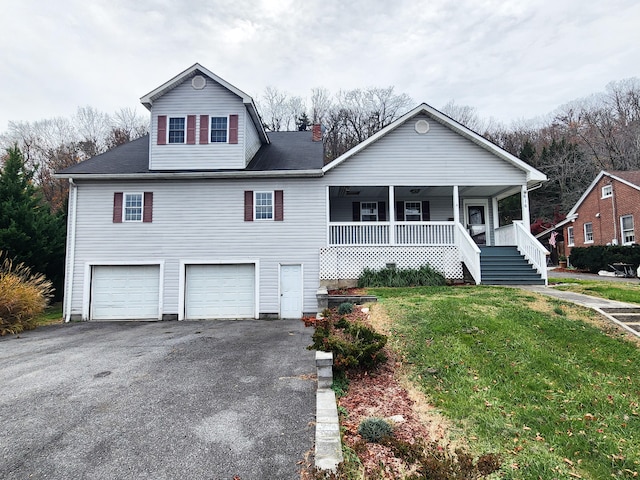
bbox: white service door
[91,265,160,320]
[185,264,255,319]
[280,264,303,319]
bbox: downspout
[63,178,78,322]
[610,181,618,244]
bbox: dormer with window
[140,64,268,171]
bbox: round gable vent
[415,119,430,134]
[192,75,206,90]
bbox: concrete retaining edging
[314,351,343,471]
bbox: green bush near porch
[357,265,446,288]
[569,244,640,273]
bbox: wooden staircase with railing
[480,246,545,285]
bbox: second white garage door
[185,264,256,319]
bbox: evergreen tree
[296,112,311,131]
[0,146,66,298]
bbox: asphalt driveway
[0,319,316,480]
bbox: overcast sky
[1,0,638,131]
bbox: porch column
[521,185,531,228]
[492,197,499,233]
[453,185,460,223]
[388,185,395,245]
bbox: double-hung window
[602,184,612,198]
[404,201,422,221]
[567,226,574,246]
[255,192,273,220]
[621,215,635,245]
[361,202,378,222]
[168,117,185,143]
[584,222,593,243]
[210,116,228,143]
[124,193,143,222]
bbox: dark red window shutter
[274,190,284,221]
[395,201,404,221]
[229,114,239,144]
[143,192,153,223]
[113,192,123,223]
[352,202,360,222]
[244,191,253,221]
[422,201,431,221]
[186,115,196,144]
[378,201,386,221]
[199,115,209,144]
[157,116,167,145]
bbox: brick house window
[584,222,593,243]
[567,226,574,246]
[602,185,612,198]
[621,215,635,245]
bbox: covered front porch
[320,185,548,285]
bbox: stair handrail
[512,221,550,285]
[455,222,481,284]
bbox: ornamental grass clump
[357,265,446,287]
[0,254,53,335]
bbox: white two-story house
[57,63,548,322]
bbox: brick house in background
[561,170,640,260]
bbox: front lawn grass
[551,277,640,305]
[370,285,640,479]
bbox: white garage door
[185,264,255,319]
[91,265,160,320]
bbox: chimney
[312,124,322,142]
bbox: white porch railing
[455,223,481,284]
[395,222,455,245]
[495,221,550,284]
[328,222,455,246]
[329,222,390,245]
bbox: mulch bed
[302,306,448,478]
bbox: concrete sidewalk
[520,285,640,337]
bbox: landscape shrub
[357,265,446,288]
[337,302,354,315]
[0,254,53,335]
[357,417,393,443]
[308,310,387,371]
[569,244,640,273]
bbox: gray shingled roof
[57,131,324,175]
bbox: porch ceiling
[329,185,521,199]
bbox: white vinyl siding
[621,215,635,245]
[326,114,527,186]
[245,116,262,165]
[66,179,325,320]
[150,80,246,170]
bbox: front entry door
[280,264,303,319]
[464,200,489,245]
